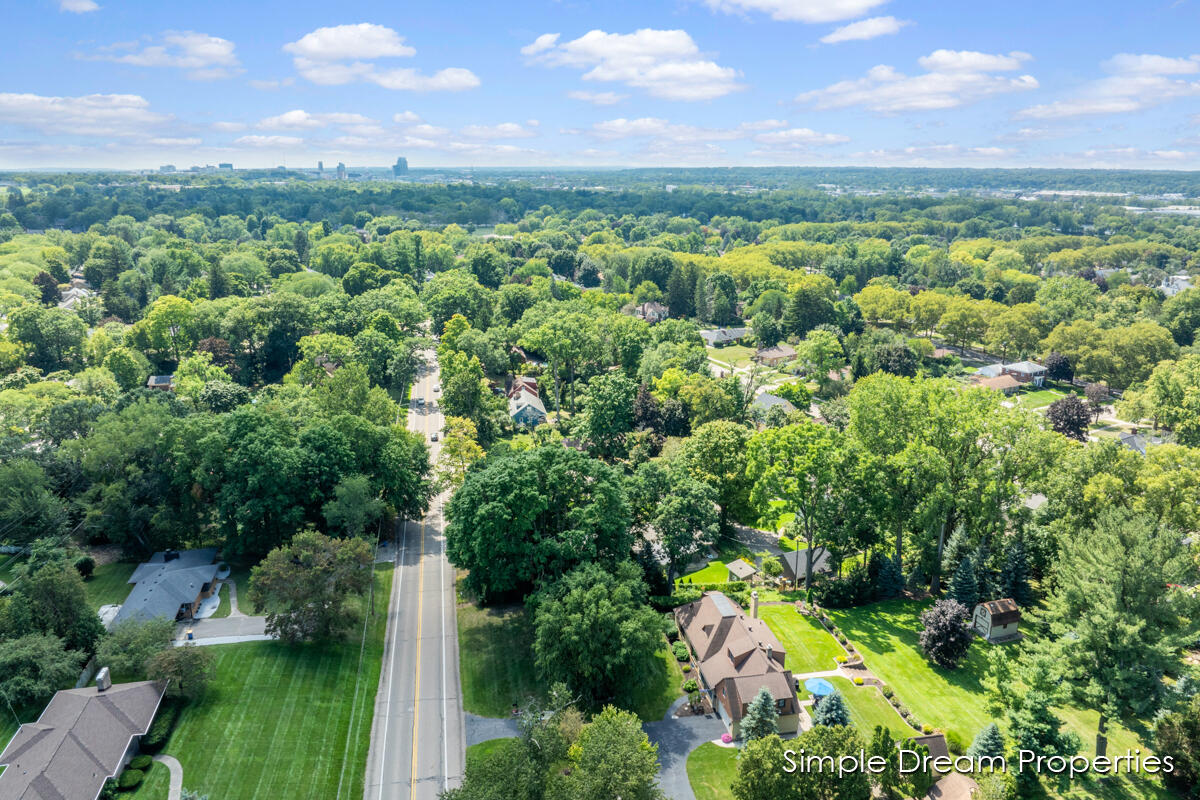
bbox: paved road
[364,350,465,800]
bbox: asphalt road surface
[364,350,465,800]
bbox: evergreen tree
[208,261,229,300]
[740,687,779,741]
[875,555,904,599]
[999,538,1034,606]
[666,267,692,319]
[967,722,1006,760]
[940,524,970,578]
[949,554,978,609]
[811,690,850,727]
[693,276,709,322]
[868,725,900,795]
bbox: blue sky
[3,0,1200,169]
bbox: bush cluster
[128,755,152,771]
[140,701,180,753]
[118,769,144,790]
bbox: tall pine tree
[967,722,1005,759]
[949,555,978,609]
[812,690,850,727]
[999,538,1034,606]
[740,687,779,741]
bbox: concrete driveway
[175,615,270,645]
[644,700,727,800]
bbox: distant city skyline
[3,0,1200,169]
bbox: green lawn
[705,344,755,368]
[457,601,543,717]
[628,645,686,722]
[1014,387,1070,409]
[155,563,392,800]
[212,581,232,618]
[466,737,517,770]
[687,742,738,800]
[127,760,170,800]
[827,676,913,740]
[676,560,733,585]
[83,561,137,609]
[758,606,844,674]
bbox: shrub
[721,732,733,744]
[835,655,847,664]
[140,702,179,753]
[682,679,699,693]
[682,664,692,673]
[945,731,966,755]
[853,677,864,686]
[922,724,933,734]
[672,641,689,661]
[882,687,893,699]
[128,755,152,771]
[75,555,96,579]
[118,769,144,790]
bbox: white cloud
[249,77,295,90]
[234,134,304,147]
[283,23,479,92]
[703,0,888,23]
[567,90,627,105]
[524,29,742,101]
[797,50,1037,113]
[460,122,537,139]
[283,23,414,60]
[257,110,376,129]
[393,111,421,123]
[1018,52,1200,119]
[145,137,202,146]
[850,143,1017,165]
[753,127,851,146]
[820,16,909,44]
[60,0,98,12]
[90,32,241,80]
[521,33,560,56]
[0,92,168,137]
[211,121,246,132]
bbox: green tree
[446,446,631,602]
[577,372,637,459]
[0,633,82,708]
[248,531,375,642]
[1154,692,1200,797]
[147,644,214,701]
[95,618,176,677]
[435,416,485,490]
[0,459,67,545]
[733,734,796,800]
[868,725,900,796]
[811,690,850,726]
[0,563,104,653]
[323,474,387,538]
[557,705,663,800]
[532,561,661,710]
[967,722,1006,760]
[674,420,751,532]
[740,687,779,741]
[653,476,719,582]
[6,304,87,371]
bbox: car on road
[416,397,425,406]
[431,432,439,441]
[433,386,440,393]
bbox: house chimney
[750,590,759,618]
[96,667,111,692]
[766,644,773,662]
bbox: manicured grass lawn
[827,676,913,740]
[457,601,543,717]
[128,760,170,799]
[466,737,517,770]
[83,561,137,610]
[676,560,731,585]
[212,581,231,618]
[1014,387,1070,409]
[628,646,686,722]
[157,563,392,800]
[687,742,737,800]
[758,606,844,674]
[706,344,755,368]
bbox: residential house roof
[507,376,539,399]
[1003,360,1046,375]
[975,364,1004,378]
[128,548,219,584]
[699,327,748,346]
[145,375,175,389]
[780,546,831,578]
[906,733,951,762]
[755,343,796,361]
[508,391,547,423]
[114,548,219,627]
[674,592,795,721]
[976,374,1021,392]
[975,598,1021,626]
[0,681,166,800]
[725,559,757,580]
[751,393,797,414]
[1119,431,1163,455]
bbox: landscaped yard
[705,344,756,369]
[127,760,170,799]
[83,561,137,610]
[457,601,543,717]
[628,646,686,722]
[676,539,754,586]
[827,676,913,740]
[153,563,392,800]
[1013,387,1070,409]
[212,581,232,618]
[686,741,738,800]
[758,606,844,674]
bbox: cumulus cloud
[257,110,376,129]
[0,92,168,137]
[283,23,479,92]
[249,78,295,90]
[60,0,98,12]
[523,29,742,101]
[459,122,537,139]
[567,90,627,105]
[820,16,909,44]
[89,32,242,80]
[1018,52,1200,119]
[211,121,246,132]
[567,117,845,157]
[703,0,888,23]
[851,143,1017,165]
[393,111,421,123]
[753,127,851,146]
[797,50,1037,112]
[234,134,304,147]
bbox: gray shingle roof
[0,681,166,800]
[114,548,219,627]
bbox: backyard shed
[972,598,1022,643]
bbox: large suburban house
[1160,274,1194,297]
[974,360,1046,388]
[972,598,1022,643]
[634,301,670,323]
[699,327,749,347]
[0,678,166,800]
[111,548,219,628]
[754,343,796,367]
[507,378,547,429]
[976,374,1021,395]
[674,591,801,738]
[751,392,797,417]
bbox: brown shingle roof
[976,598,1021,625]
[976,374,1021,392]
[0,681,166,800]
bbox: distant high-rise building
[317,160,324,173]
[336,162,347,180]
[159,165,176,173]
[392,156,409,177]
[218,162,233,170]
